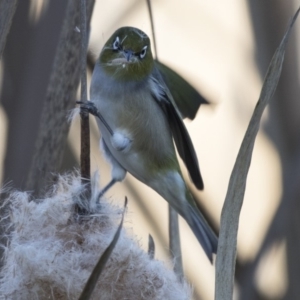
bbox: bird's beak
[123,50,133,62]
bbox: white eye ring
[113,36,120,50]
[139,46,147,59]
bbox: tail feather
[186,204,218,262]
[148,171,217,262]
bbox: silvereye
[90,26,217,261]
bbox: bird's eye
[139,46,147,59]
[112,36,121,50]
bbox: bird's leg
[77,101,132,153]
[77,100,113,135]
[96,139,127,203]
[76,103,130,201]
[96,178,117,203]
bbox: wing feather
[149,70,204,190]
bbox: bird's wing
[154,60,208,120]
[149,69,204,190]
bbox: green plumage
[155,60,208,120]
[91,26,217,261]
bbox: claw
[77,100,113,135]
[77,100,98,116]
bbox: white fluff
[111,130,132,152]
[67,107,81,123]
[0,172,191,300]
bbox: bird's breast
[90,63,178,178]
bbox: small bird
[89,26,217,261]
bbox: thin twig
[79,0,91,190]
[146,0,158,59]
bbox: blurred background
[1,0,300,299]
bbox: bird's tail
[184,201,218,263]
[148,172,217,262]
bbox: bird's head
[99,27,154,82]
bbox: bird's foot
[76,100,113,135]
[76,100,99,117]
